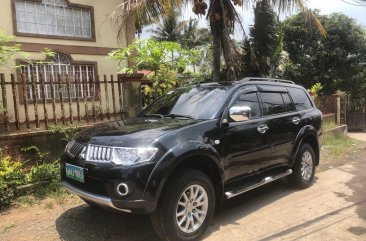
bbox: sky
[141,0,366,40]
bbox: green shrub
[0,150,26,209]
[48,124,81,142]
[28,161,59,183]
[21,145,49,164]
[0,151,26,187]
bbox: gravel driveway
[1,141,365,241]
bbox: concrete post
[336,96,341,125]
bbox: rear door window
[281,93,296,112]
[288,87,313,111]
[259,92,287,115]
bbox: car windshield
[139,86,231,120]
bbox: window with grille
[21,53,96,100]
[14,0,93,39]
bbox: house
[0,0,137,132]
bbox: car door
[220,87,271,181]
[257,85,301,167]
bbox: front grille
[85,144,113,162]
[68,141,86,157]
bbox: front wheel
[151,169,216,241]
[288,143,316,189]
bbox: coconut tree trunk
[221,33,237,81]
[210,12,222,82]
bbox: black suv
[61,77,322,241]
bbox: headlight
[111,147,158,165]
[84,145,158,166]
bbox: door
[257,86,301,167]
[221,88,271,181]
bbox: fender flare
[143,141,224,202]
[290,125,320,166]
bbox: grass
[323,133,360,157]
[14,181,70,208]
[15,196,38,208]
[323,121,338,131]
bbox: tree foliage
[109,39,200,96]
[151,11,186,42]
[0,30,28,69]
[180,18,211,50]
[282,12,366,96]
[1,29,55,71]
[109,0,325,82]
[243,0,283,77]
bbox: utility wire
[341,0,366,6]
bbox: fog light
[116,183,129,196]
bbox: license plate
[65,163,85,183]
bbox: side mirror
[229,106,251,122]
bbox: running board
[224,169,293,199]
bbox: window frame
[257,86,297,116]
[287,87,314,112]
[228,86,264,123]
[16,53,99,104]
[11,0,96,42]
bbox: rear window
[288,87,313,111]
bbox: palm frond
[108,0,185,41]
[267,0,327,37]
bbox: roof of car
[196,77,303,89]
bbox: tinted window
[288,88,313,111]
[231,92,261,121]
[281,93,296,112]
[259,92,287,115]
[140,86,230,119]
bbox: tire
[288,143,316,189]
[151,169,216,241]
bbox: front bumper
[62,181,131,212]
[62,180,157,213]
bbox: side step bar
[225,169,293,199]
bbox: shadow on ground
[56,205,159,241]
[339,144,366,237]
[56,177,311,241]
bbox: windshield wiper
[167,114,195,119]
[140,114,165,118]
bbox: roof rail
[239,77,295,84]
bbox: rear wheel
[288,143,316,188]
[151,169,215,241]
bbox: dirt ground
[0,135,366,241]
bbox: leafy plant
[308,83,323,95]
[21,146,49,164]
[109,38,200,97]
[0,149,26,209]
[28,161,59,183]
[0,30,54,70]
[48,124,81,142]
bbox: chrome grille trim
[85,144,113,162]
[67,141,86,157]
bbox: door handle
[257,124,269,134]
[292,117,301,125]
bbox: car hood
[74,117,199,147]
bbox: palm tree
[180,18,211,49]
[109,0,326,82]
[248,0,283,77]
[151,11,186,42]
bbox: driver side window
[230,92,261,122]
